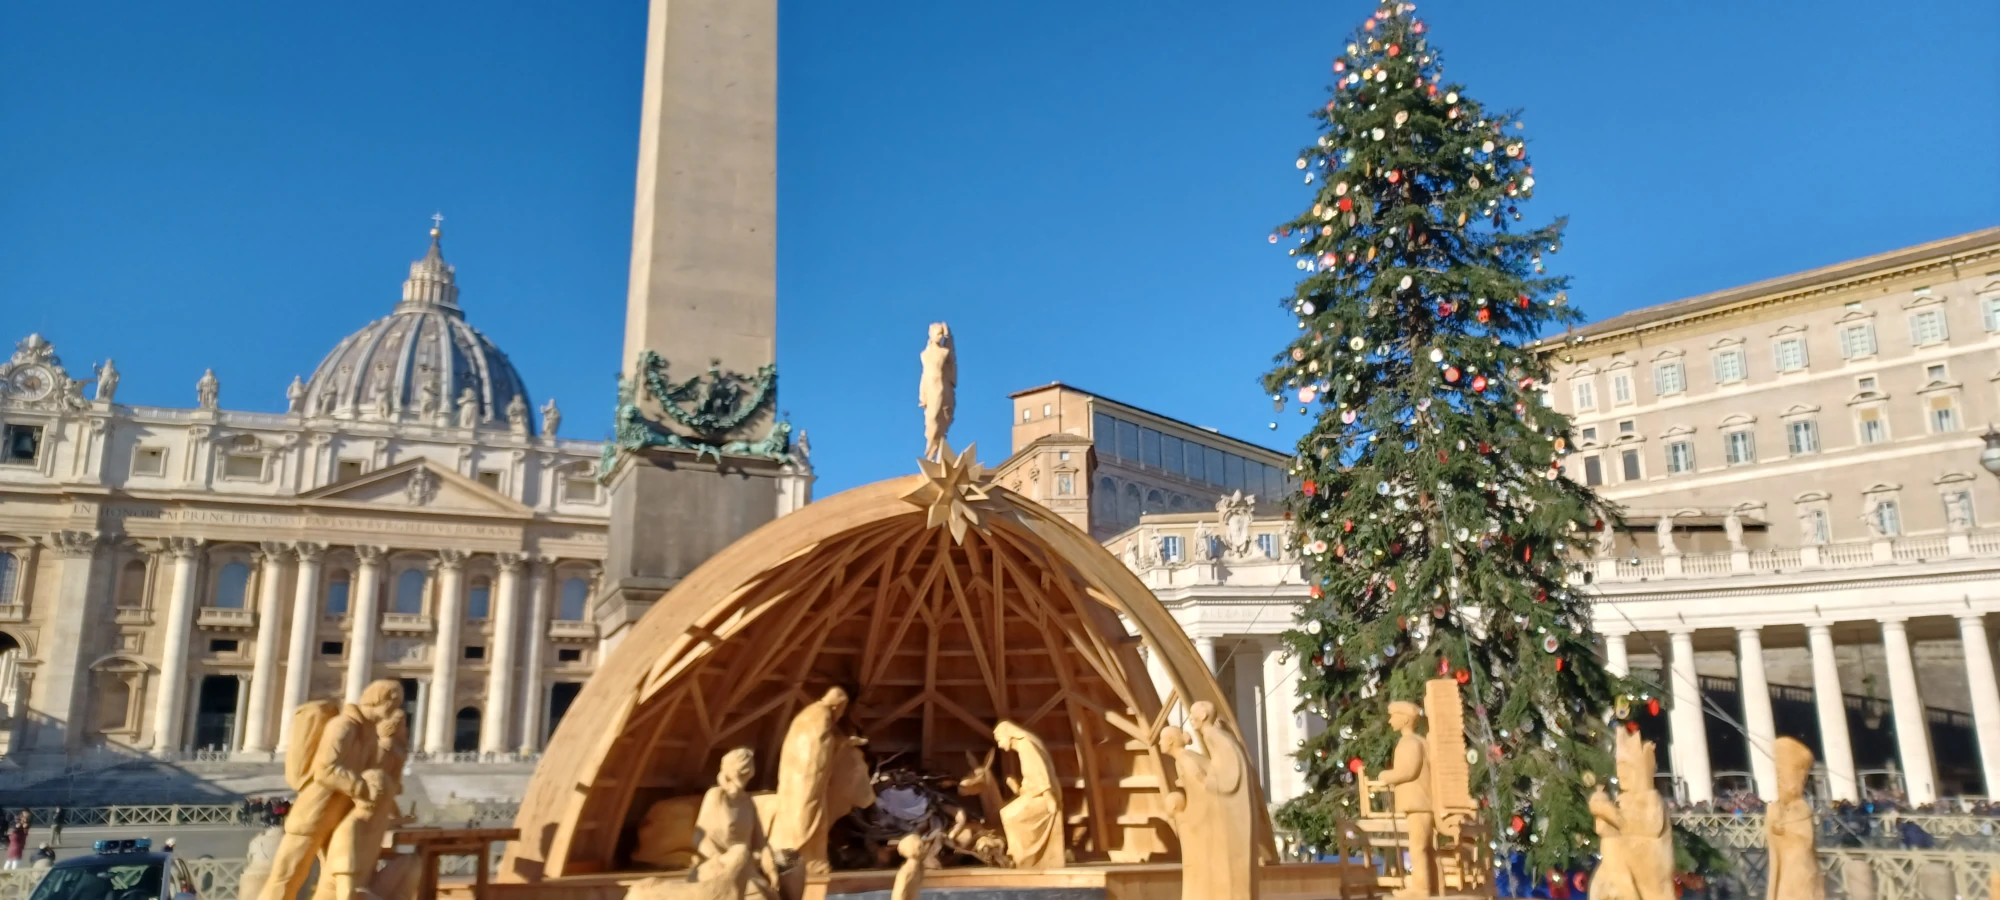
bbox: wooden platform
[447,862,1370,900]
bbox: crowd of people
[241,797,291,827]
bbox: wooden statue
[1375,700,1436,899]
[315,701,410,900]
[889,833,938,900]
[993,720,1065,869]
[1158,700,1260,899]
[628,748,804,900]
[260,681,405,900]
[1422,680,1476,840]
[919,322,956,461]
[770,688,871,875]
[949,750,1011,867]
[1589,729,1674,900]
[1767,737,1823,900]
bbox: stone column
[518,559,552,753]
[241,543,290,753]
[231,674,251,751]
[39,531,104,752]
[278,543,325,743]
[1195,635,1218,674]
[481,553,525,754]
[413,676,431,749]
[1667,627,1713,804]
[344,547,386,703]
[1880,618,1938,804]
[424,550,469,753]
[1260,641,1299,805]
[1957,614,2000,796]
[1736,627,1779,801]
[1807,623,1860,803]
[1604,631,1631,677]
[1230,644,1264,793]
[151,538,203,753]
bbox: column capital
[1735,625,1765,639]
[1879,616,1911,630]
[258,541,293,561]
[1666,625,1697,638]
[1807,622,1836,637]
[51,530,103,558]
[294,542,328,563]
[436,549,469,570]
[1957,611,1991,625]
[495,552,526,573]
[353,545,388,564]
[163,536,204,560]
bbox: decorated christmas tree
[1266,0,1623,877]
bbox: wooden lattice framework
[500,474,1274,881]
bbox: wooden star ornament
[900,442,994,544]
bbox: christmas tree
[1266,0,1622,877]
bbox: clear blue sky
[3,1,1994,494]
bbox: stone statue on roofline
[919,322,956,461]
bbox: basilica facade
[0,227,812,761]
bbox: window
[1621,448,1642,481]
[1092,412,1116,457]
[467,577,491,620]
[562,477,599,504]
[1654,362,1686,396]
[2,424,42,465]
[1618,419,1636,435]
[394,569,426,615]
[1159,535,1184,564]
[1872,500,1903,537]
[1583,455,1604,486]
[321,641,344,656]
[1773,338,1809,372]
[1803,509,1831,545]
[476,470,502,491]
[558,577,589,621]
[1184,444,1206,483]
[1786,419,1819,455]
[132,447,166,477]
[1163,437,1184,475]
[1580,426,1598,442]
[116,560,147,607]
[1573,380,1597,411]
[1042,403,1052,418]
[1857,375,1878,393]
[1256,533,1278,558]
[463,646,486,660]
[214,562,250,609]
[1020,408,1031,422]
[1225,455,1245,492]
[1712,350,1746,385]
[1945,490,1977,528]
[324,573,350,616]
[336,459,365,482]
[1116,419,1140,461]
[557,648,584,663]
[1724,430,1756,466]
[1840,324,1877,359]
[1984,295,2000,332]
[1910,310,1948,346]
[1612,373,1634,405]
[1205,447,1225,486]
[0,552,16,604]
[207,639,238,654]
[1665,440,1695,474]
[1925,363,1948,383]
[1141,428,1161,468]
[1056,473,1074,496]
[222,454,263,480]
[1928,395,1959,433]
[1857,407,1888,444]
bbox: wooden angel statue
[919,322,956,461]
[1589,728,1674,900]
[1767,737,1823,900]
[992,720,1064,869]
[1157,701,1259,899]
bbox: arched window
[467,576,492,620]
[324,570,351,616]
[214,562,251,609]
[453,707,481,753]
[115,560,147,608]
[94,674,132,733]
[1119,483,1141,528]
[1092,478,1117,527]
[394,569,427,616]
[558,578,588,622]
[0,552,19,605]
[1144,489,1164,513]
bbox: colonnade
[142,538,591,757]
[1603,614,2000,806]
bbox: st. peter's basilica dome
[300,225,532,429]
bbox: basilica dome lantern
[301,222,532,428]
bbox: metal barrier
[0,802,522,829]
[1676,812,2000,900]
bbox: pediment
[300,458,530,515]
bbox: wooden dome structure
[501,450,1273,881]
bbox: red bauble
[1535,587,1547,602]
[1510,815,1526,833]
[1523,546,1533,561]
[1387,170,1401,183]
[1625,721,1640,733]
[1574,874,1591,892]
[1303,479,1318,496]
[1476,308,1492,323]
[1437,449,1448,463]
[1471,375,1488,392]
[1478,442,1492,453]
[1388,44,1401,56]
[1647,698,1661,716]
[1309,584,1324,599]
[1333,60,1346,73]
[1348,757,1365,773]
[1444,366,1461,382]
[1455,668,1471,685]
[1342,519,1354,532]
[1555,657,1564,671]
[1338,196,1354,212]
[1517,294,1531,308]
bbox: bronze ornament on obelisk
[599,0,807,649]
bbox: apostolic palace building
[4,223,1999,820]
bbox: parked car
[28,840,196,900]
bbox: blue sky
[2,1,1994,494]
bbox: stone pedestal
[597,450,787,645]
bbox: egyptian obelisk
[600,0,804,647]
